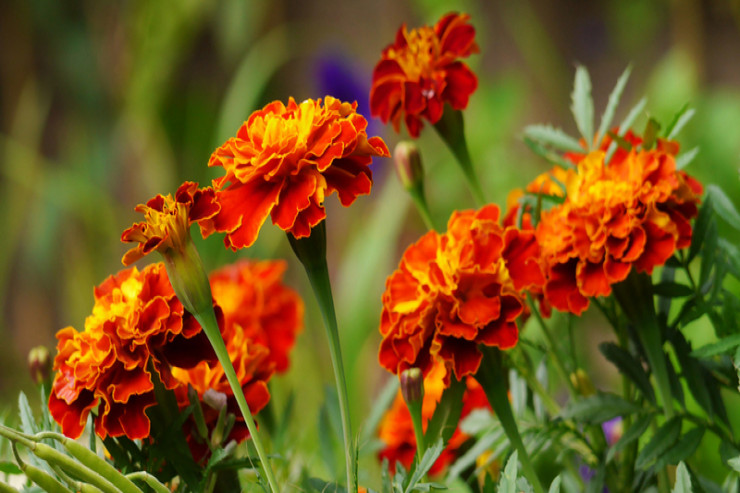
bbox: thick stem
[194,308,280,493]
[433,107,486,206]
[288,224,355,492]
[477,347,544,493]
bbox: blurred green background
[1,0,739,485]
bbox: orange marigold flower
[201,96,390,250]
[370,12,479,137]
[378,362,489,475]
[48,263,213,440]
[379,204,544,384]
[536,142,703,315]
[208,260,304,373]
[121,181,219,266]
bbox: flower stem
[288,223,355,493]
[407,184,437,231]
[478,347,544,493]
[194,308,280,493]
[433,106,486,206]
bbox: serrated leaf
[666,107,696,140]
[599,342,655,404]
[606,413,653,462]
[728,455,740,473]
[596,66,632,143]
[404,439,445,493]
[653,282,694,298]
[523,125,584,153]
[606,97,647,162]
[571,66,594,147]
[635,416,682,469]
[516,477,535,493]
[655,426,704,469]
[498,450,519,493]
[691,333,740,358]
[706,184,740,231]
[17,392,36,436]
[523,137,576,168]
[560,393,643,424]
[672,462,692,493]
[675,147,699,170]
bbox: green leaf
[516,477,535,493]
[670,330,717,421]
[606,413,653,462]
[728,455,740,473]
[571,66,594,147]
[523,137,577,169]
[599,342,655,404]
[585,464,605,493]
[635,416,682,469]
[655,426,704,469]
[642,117,662,150]
[560,393,643,424]
[691,333,740,358]
[675,147,699,170]
[17,392,37,436]
[706,184,740,231]
[498,450,519,493]
[305,477,347,493]
[523,125,584,153]
[688,194,713,262]
[404,438,445,493]
[596,66,632,143]
[652,282,694,298]
[699,216,718,288]
[0,461,22,475]
[672,462,692,493]
[666,106,696,140]
[606,97,647,162]
[548,476,562,493]
[425,378,465,447]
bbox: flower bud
[400,367,424,405]
[27,346,51,386]
[203,388,228,411]
[393,141,424,190]
[569,368,595,396]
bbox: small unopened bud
[28,346,51,385]
[203,388,228,411]
[400,368,424,405]
[570,368,595,396]
[393,142,424,190]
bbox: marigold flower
[172,259,302,461]
[535,140,703,314]
[370,12,479,137]
[378,362,489,475]
[48,263,214,440]
[121,181,219,266]
[379,204,544,384]
[201,96,389,250]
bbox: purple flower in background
[602,417,623,446]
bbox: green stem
[433,107,486,206]
[194,308,280,493]
[477,347,544,493]
[527,295,578,397]
[406,398,425,465]
[288,224,355,493]
[407,184,436,231]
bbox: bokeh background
[1,0,740,485]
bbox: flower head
[370,12,479,137]
[379,204,544,385]
[48,263,213,440]
[534,139,703,314]
[378,362,489,475]
[201,96,389,250]
[121,181,219,266]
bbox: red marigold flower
[535,142,703,315]
[378,362,489,475]
[121,181,219,266]
[48,263,213,440]
[379,204,544,384]
[370,12,479,137]
[201,96,389,250]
